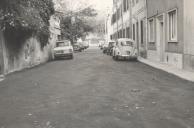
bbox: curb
[138,57,194,82]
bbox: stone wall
[2,33,52,75]
[0,31,5,75]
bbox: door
[136,22,139,55]
[156,15,165,62]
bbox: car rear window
[56,41,70,47]
[109,42,115,46]
[121,41,133,46]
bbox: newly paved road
[0,48,194,128]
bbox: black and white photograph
[0,0,194,128]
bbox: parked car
[99,40,105,50]
[102,43,109,54]
[73,44,82,52]
[112,38,137,60]
[78,43,85,51]
[82,41,89,49]
[53,40,74,59]
[106,41,116,55]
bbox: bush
[0,0,55,47]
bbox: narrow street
[0,48,194,128]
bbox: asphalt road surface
[0,48,194,128]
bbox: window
[121,41,133,46]
[132,0,135,7]
[56,41,70,47]
[168,9,177,41]
[123,29,126,38]
[123,0,129,12]
[148,19,155,42]
[120,30,123,38]
[140,20,144,44]
[133,24,136,40]
[126,0,129,10]
[123,0,127,12]
[126,27,129,38]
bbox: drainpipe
[145,0,148,58]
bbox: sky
[87,0,113,11]
[53,0,113,20]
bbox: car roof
[117,38,134,42]
[56,40,70,43]
[108,40,116,42]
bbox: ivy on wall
[0,0,55,47]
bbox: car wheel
[71,55,74,59]
[115,55,119,61]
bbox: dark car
[73,44,82,52]
[102,43,109,54]
[106,41,116,55]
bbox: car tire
[71,55,74,59]
[115,55,119,61]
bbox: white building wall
[132,0,147,57]
[183,0,194,71]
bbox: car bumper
[118,55,137,59]
[54,53,73,58]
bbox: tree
[0,0,55,47]
[57,1,97,44]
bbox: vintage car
[106,40,116,55]
[102,41,115,55]
[112,38,137,60]
[53,40,74,59]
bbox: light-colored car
[53,40,74,59]
[112,38,137,60]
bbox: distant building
[49,12,62,47]
[105,12,113,41]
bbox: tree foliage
[0,0,55,47]
[60,6,97,43]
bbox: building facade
[183,0,194,71]
[147,0,184,69]
[131,0,147,58]
[111,0,147,57]
[147,0,194,71]
[49,13,61,48]
[105,12,114,41]
[111,0,132,40]
[107,0,194,72]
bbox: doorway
[156,15,165,62]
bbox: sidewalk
[0,75,5,82]
[138,57,194,82]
